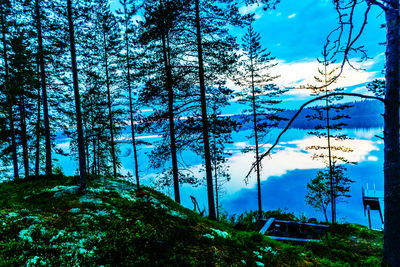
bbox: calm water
[54,127,384,229]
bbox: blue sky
[111,0,386,110]
[243,1,385,64]
[234,0,386,110]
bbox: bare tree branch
[245,92,384,178]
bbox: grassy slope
[0,175,382,266]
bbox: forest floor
[0,174,382,266]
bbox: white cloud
[271,58,378,93]
[239,3,262,14]
[288,13,297,18]
[239,3,264,20]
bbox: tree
[95,0,123,178]
[305,162,354,222]
[118,0,140,189]
[34,0,52,175]
[367,79,385,97]
[191,0,247,220]
[139,0,184,203]
[329,0,399,262]
[8,33,38,178]
[208,85,239,220]
[0,0,19,179]
[306,46,354,224]
[67,0,86,191]
[249,0,400,261]
[237,21,286,218]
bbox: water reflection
[53,127,384,228]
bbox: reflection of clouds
[288,136,379,163]
[56,142,70,149]
[116,135,161,142]
[225,136,380,195]
[234,142,248,148]
[353,128,383,139]
[367,156,378,161]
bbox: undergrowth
[0,175,382,266]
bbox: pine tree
[8,33,38,177]
[0,0,19,179]
[95,0,123,178]
[118,0,140,188]
[139,0,186,203]
[208,85,239,220]
[67,0,87,191]
[306,47,354,224]
[237,22,286,218]
[34,0,52,175]
[188,0,247,220]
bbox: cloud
[239,3,264,20]
[239,3,262,14]
[288,13,297,18]
[270,58,378,93]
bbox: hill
[236,100,384,130]
[0,175,382,266]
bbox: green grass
[0,175,382,266]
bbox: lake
[54,127,384,229]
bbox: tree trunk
[0,2,19,179]
[383,1,400,264]
[195,0,216,220]
[103,31,117,178]
[123,3,140,189]
[323,52,335,225]
[83,118,89,175]
[35,61,41,176]
[250,37,262,219]
[92,135,96,174]
[323,206,328,223]
[19,95,29,177]
[35,0,52,175]
[160,0,180,203]
[67,0,87,191]
[96,134,100,176]
[212,115,219,220]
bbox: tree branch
[245,92,385,178]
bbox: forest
[1,0,400,265]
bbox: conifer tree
[34,0,51,175]
[307,47,353,224]
[118,0,140,188]
[8,33,38,177]
[208,85,239,220]
[237,22,286,218]
[67,0,87,191]
[0,0,19,179]
[139,0,185,203]
[190,0,249,219]
[95,0,123,178]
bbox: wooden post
[367,205,371,229]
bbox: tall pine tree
[237,22,286,218]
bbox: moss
[0,175,382,266]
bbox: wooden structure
[259,218,329,242]
[362,185,384,229]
